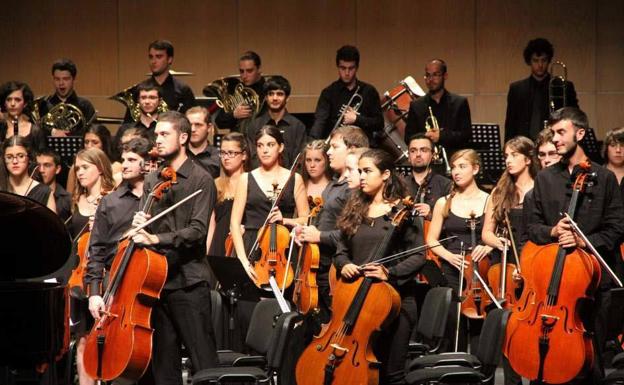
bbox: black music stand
[46,136,83,168]
[468,124,505,185]
[580,127,603,163]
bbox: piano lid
[0,192,71,281]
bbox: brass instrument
[204,77,261,116]
[41,103,87,133]
[327,86,363,143]
[425,106,451,175]
[548,60,567,113]
[110,83,169,122]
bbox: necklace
[86,194,101,205]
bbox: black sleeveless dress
[208,198,234,257]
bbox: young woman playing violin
[331,149,425,385]
[1,136,56,211]
[302,139,331,199]
[426,149,490,353]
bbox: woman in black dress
[0,81,45,151]
[1,136,55,211]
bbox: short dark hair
[336,45,360,67]
[0,81,34,113]
[240,51,261,68]
[523,38,554,65]
[51,58,77,78]
[122,137,152,159]
[263,76,291,97]
[427,59,448,74]
[36,149,62,167]
[548,107,589,132]
[136,82,162,98]
[602,127,624,160]
[408,133,434,149]
[158,111,191,145]
[148,40,174,57]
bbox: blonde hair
[302,140,331,183]
[71,148,115,208]
[442,149,481,218]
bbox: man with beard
[404,59,472,158]
[187,106,220,178]
[114,83,161,156]
[527,107,624,384]
[131,111,218,384]
[247,75,306,168]
[310,45,383,145]
[36,149,72,222]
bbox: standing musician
[527,107,624,383]
[505,38,579,142]
[535,127,561,169]
[426,149,490,352]
[302,139,331,199]
[36,149,72,222]
[247,76,307,168]
[0,81,46,150]
[39,58,96,137]
[187,106,220,178]
[403,133,452,220]
[67,125,119,194]
[68,147,115,385]
[130,111,218,383]
[603,127,624,281]
[309,45,384,145]
[332,149,425,385]
[480,136,537,385]
[114,83,162,156]
[404,59,472,158]
[86,138,151,320]
[214,51,266,132]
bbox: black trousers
[152,283,218,385]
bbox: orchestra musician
[309,45,384,145]
[527,107,624,383]
[39,58,96,137]
[332,149,425,384]
[0,81,46,150]
[214,51,266,133]
[114,83,162,157]
[603,127,624,282]
[187,106,220,178]
[131,111,219,384]
[301,139,331,199]
[535,127,562,169]
[36,149,72,222]
[426,149,490,352]
[404,59,472,158]
[247,76,307,169]
[504,38,579,142]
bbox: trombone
[548,61,567,113]
[425,106,451,175]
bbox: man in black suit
[404,59,472,158]
[505,38,579,142]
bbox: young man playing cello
[526,107,624,384]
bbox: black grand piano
[0,192,72,383]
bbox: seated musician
[214,50,266,133]
[535,127,561,169]
[504,38,579,142]
[40,58,96,137]
[114,83,162,157]
[332,149,425,385]
[86,138,150,320]
[187,106,220,178]
[0,81,46,150]
[247,76,307,168]
[302,139,331,199]
[1,136,55,211]
[404,59,472,158]
[36,149,72,222]
[426,149,490,352]
[309,45,384,145]
[603,127,624,282]
[527,107,624,383]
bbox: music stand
[580,127,603,163]
[46,136,83,168]
[468,124,505,185]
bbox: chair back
[476,308,510,370]
[417,287,452,340]
[246,299,281,354]
[266,311,302,371]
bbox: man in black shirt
[187,106,220,178]
[505,38,579,142]
[310,45,383,144]
[36,149,72,222]
[247,76,306,168]
[214,51,266,133]
[114,83,160,158]
[131,111,218,383]
[528,107,624,384]
[40,58,96,137]
[404,59,472,158]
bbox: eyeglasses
[219,150,243,158]
[537,151,558,159]
[4,153,28,162]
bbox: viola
[296,198,413,385]
[460,212,492,319]
[292,196,322,315]
[415,178,442,284]
[504,161,601,384]
[83,167,176,383]
[486,225,521,309]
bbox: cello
[83,167,175,383]
[460,212,492,318]
[295,199,414,385]
[504,161,601,384]
[292,196,322,315]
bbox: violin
[486,224,521,309]
[296,198,414,385]
[504,161,601,384]
[83,167,175,383]
[292,196,322,315]
[460,212,492,319]
[415,174,442,284]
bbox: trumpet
[328,86,363,142]
[425,106,451,175]
[548,60,567,113]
